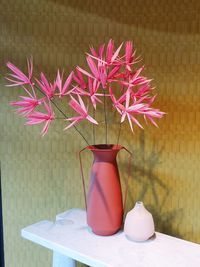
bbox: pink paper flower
[117,67,150,88]
[89,44,105,59]
[10,85,43,115]
[125,41,134,70]
[56,70,74,97]
[77,57,121,89]
[88,39,123,66]
[6,39,165,140]
[133,83,152,99]
[6,58,33,87]
[112,89,165,131]
[105,40,123,65]
[109,87,126,114]
[10,95,42,116]
[73,69,87,90]
[120,90,144,131]
[36,73,56,99]
[74,77,103,109]
[124,41,139,71]
[26,102,55,136]
[65,95,98,130]
[142,107,165,127]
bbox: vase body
[124,201,155,241]
[86,144,123,236]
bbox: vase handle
[79,147,88,210]
[120,147,133,211]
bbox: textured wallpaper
[0,0,200,266]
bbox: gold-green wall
[0,0,200,266]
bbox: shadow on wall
[123,132,183,239]
[51,0,200,34]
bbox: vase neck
[134,201,144,210]
[87,144,122,162]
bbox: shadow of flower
[121,131,183,238]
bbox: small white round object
[124,201,155,242]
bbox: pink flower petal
[86,115,98,125]
[86,56,99,79]
[64,119,80,131]
[111,42,123,62]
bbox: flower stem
[34,85,90,145]
[117,122,121,145]
[93,109,96,145]
[116,84,125,145]
[103,89,108,144]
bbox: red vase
[79,144,131,236]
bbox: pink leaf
[86,115,98,125]
[131,116,143,129]
[111,42,123,62]
[6,58,33,86]
[106,39,114,63]
[69,98,87,117]
[64,119,80,131]
[76,66,94,79]
[86,56,99,79]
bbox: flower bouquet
[6,40,164,235]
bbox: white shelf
[21,208,200,267]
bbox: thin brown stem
[116,84,126,145]
[117,122,122,145]
[93,108,96,145]
[103,89,108,144]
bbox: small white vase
[124,201,155,242]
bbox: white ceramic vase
[124,201,155,242]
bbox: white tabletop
[21,208,200,267]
